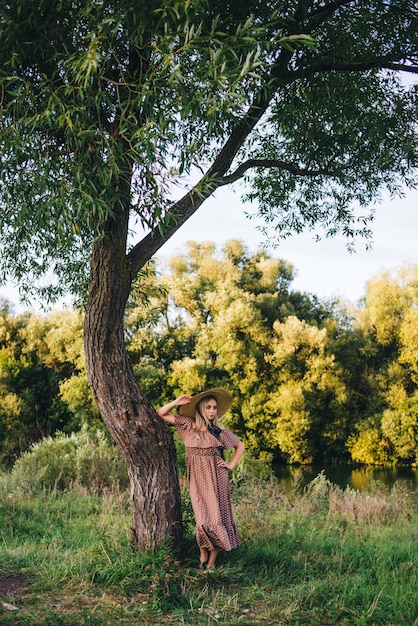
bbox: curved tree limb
[127,49,296,273]
[219,159,335,186]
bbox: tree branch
[384,62,418,74]
[305,0,355,29]
[126,4,416,274]
[218,159,335,185]
[302,55,418,77]
[127,49,297,274]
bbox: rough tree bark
[83,206,182,549]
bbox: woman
[158,388,244,571]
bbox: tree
[262,316,347,463]
[349,265,418,464]
[125,240,351,463]
[0,1,416,547]
[0,305,77,465]
[37,310,101,430]
[158,240,293,445]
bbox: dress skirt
[186,447,240,551]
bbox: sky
[157,184,418,305]
[1,184,417,311]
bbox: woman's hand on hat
[175,394,192,406]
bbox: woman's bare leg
[199,547,209,565]
[207,550,219,568]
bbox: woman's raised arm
[157,395,192,425]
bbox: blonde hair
[194,395,221,433]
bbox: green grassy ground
[0,470,417,625]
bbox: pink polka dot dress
[175,415,241,552]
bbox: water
[274,464,418,494]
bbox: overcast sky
[1,184,417,311]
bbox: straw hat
[180,388,233,418]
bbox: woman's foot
[198,560,208,570]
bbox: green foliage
[124,243,418,466]
[349,265,418,465]
[127,241,350,463]
[2,248,418,468]
[347,419,392,466]
[0,307,100,466]
[0,1,416,302]
[0,309,68,464]
[249,70,417,248]
[0,0,312,301]
[9,427,128,493]
[262,316,347,463]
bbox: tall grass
[0,464,417,625]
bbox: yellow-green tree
[37,310,99,429]
[349,265,418,464]
[262,317,347,463]
[140,241,348,464]
[0,303,75,463]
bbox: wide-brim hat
[180,388,233,418]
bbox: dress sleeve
[220,428,241,449]
[174,414,194,443]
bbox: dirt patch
[0,574,29,598]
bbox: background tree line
[1,240,417,469]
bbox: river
[274,464,418,494]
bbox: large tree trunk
[84,213,182,549]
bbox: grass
[0,470,417,625]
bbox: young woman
[158,388,244,571]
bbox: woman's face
[202,398,218,421]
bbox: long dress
[174,414,241,552]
